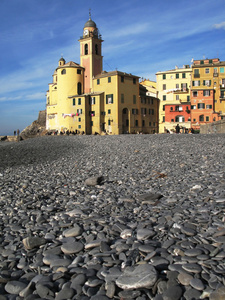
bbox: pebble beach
[0,134,225,300]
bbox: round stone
[190,278,205,290]
[61,241,84,254]
[116,264,157,289]
[178,273,193,285]
[182,263,202,273]
[5,281,27,294]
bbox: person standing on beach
[176,124,180,134]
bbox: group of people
[165,125,195,134]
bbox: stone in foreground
[115,264,157,289]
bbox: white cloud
[213,21,225,29]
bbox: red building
[165,103,191,132]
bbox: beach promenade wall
[200,119,225,134]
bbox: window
[121,93,124,103]
[163,84,166,90]
[176,95,179,100]
[199,115,204,121]
[142,120,145,127]
[132,109,138,114]
[78,98,81,105]
[97,79,100,85]
[141,108,147,115]
[176,73,179,79]
[194,69,200,78]
[61,69,66,75]
[221,91,225,98]
[95,44,98,55]
[108,77,111,83]
[200,60,204,64]
[73,98,75,106]
[182,73,186,78]
[181,83,187,91]
[220,67,224,73]
[193,91,198,97]
[108,120,111,126]
[90,97,95,105]
[170,107,173,111]
[203,90,210,96]
[214,68,218,74]
[163,74,166,79]
[133,95,136,104]
[187,96,190,102]
[101,112,106,116]
[203,80,211,86]
[193,119,196,122]
[193,80,200,86]
[205,68,210,74]
[77,69,81,74]
[163,116,165,122]
[163,105,165,111]
[77,109,82,114]
[209,60,212,63]
[171,119,174,122]
[191,105,196,109]
[91,121,93,126]
[90,111,95,116]
[121,76,124,83]
[198,103,205,109]
[78,117,81,122]
[135,120,138,126]
[176,84,179,89]
[77,82,82,95]
[206,116,209,121]
[175,116,185,122]
[206,105,212,109]
[133,78,136,84]
[78,125,81,129]
[106,94,113,104]
[149,122,152,126]
[163,95,166,101]
[108,109,111,114]
[85,44,88,55]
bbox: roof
[56,61,84,69]
[94,70,139,79]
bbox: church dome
[84,14,97,28]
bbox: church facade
[46,14,159,135]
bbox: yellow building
[156,65,192,133]
[46,13,159,134]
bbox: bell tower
[79,12,103,93]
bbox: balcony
[194,74,200,78]
[213,73,218,77]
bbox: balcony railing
[194,74,200,78]
[213,73,218,77]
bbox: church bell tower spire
[79,12,103,93]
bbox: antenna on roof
[89,8,91,19]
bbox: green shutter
[198,80,200,86]
[192,81,194,86]
[106,95,108,104]
[203,80,205,86]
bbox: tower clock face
[83,29,88,36]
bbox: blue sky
[0,0,225,135]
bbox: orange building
[191,58,224,130]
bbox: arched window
[85,44,88,55]
[95,44,98,55]
[175,115,185,122]
[199,115,204,122]
[77,82,82,95]
[61,69,66,75]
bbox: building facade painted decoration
[46,14,159,135]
